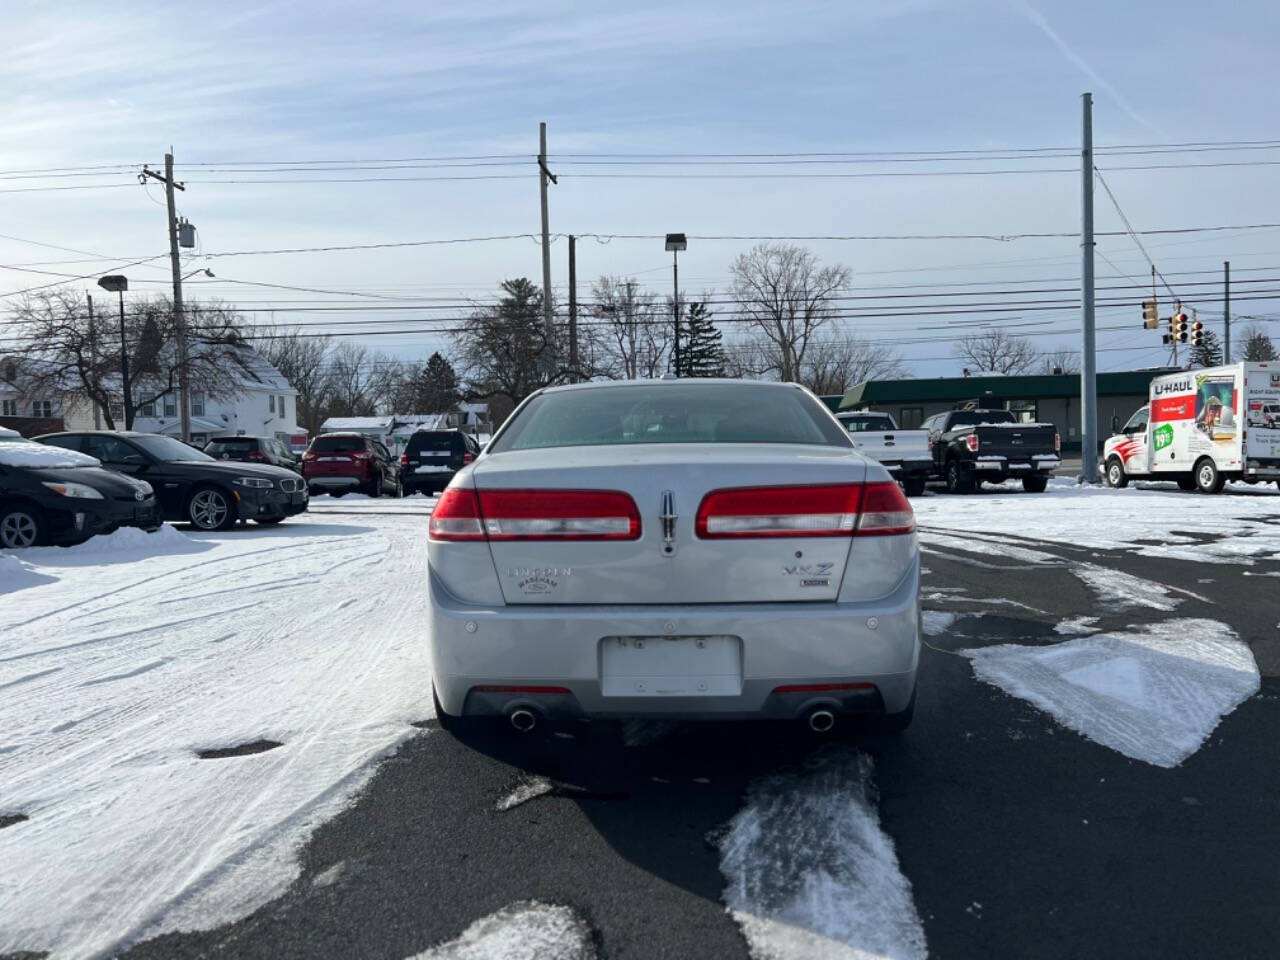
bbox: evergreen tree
[677,302,726,378]
[1190,328,1224,368]
[413,351,460,412]
[1241,327,1279,361]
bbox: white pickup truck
[836,411,933,496]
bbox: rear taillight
[247,450,267,460]
[855,481,915,536]
[695,482,913,539]
[352,451,371,460]
[463,453,474,464]
[965,434,980,453]
[1055,432,1061,453]
[429,488,642,542]
[301,451,316,461]
[400,454,409,467]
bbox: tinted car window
[374,442,390,459]
[132,434,214,461]
[947,411,1017,428]
[492,384,851,452]
[407,432,461,454]
[40,435,83,451]
[840,415,896,432]
[311,435,366,453]
[86,435,147,463]
[206,438,259,455]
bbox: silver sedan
[427,379,921,736]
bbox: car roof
[536,378,808,397]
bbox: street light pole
[98,275,132,430]
[665,234,687,376]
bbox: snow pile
[719,750,927,960]
[59,523,196,556]
[0,442,100,468]
[922,610,957,636]
[963,619,1259,767]
[407,902,595,960]
[0,515,435,958]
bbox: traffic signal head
[1190,320,1204,347]
[1171,312,1188,342]
[1142,299,1159,329]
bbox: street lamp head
[97,275,128,293]
[664,233,687,252]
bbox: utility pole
[116,288,133,430]
[1223,260,1231,362]
[568,234,579,380]
[1079,92,1099,484]
[141,154,190,440]
[537,123,557,360]
[672,249,681,377]
[87,294,102,428]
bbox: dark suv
[205,436,299,472]
[401,430,480,495]
[301,433,402,498]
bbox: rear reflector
[429,487,641,542]
[696,482,914,538]
[773,682,876,694]
[855,481,915,536]
[965,434,980,453]
[696,484,861,538]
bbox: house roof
[839,369,1177,410]
[321,416,391,431]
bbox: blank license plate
[600,635,742,697]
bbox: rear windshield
[491,383,851,452]
[206,438,259,453]
[407,432,460,453]
[949,411,1016,427]
[840,415,896,432]
[311,435,366,453]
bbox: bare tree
[720,334,772,380]
[324,342,383,417]
[729,243,852,383]
[10,288,256,429]
[592,276,670,379]
[1037,348,1081,375]
[799,330,906,395]
[954,329,1039,375]
[253,326,333,433]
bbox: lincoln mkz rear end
[427,380,920,736]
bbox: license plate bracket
[600,635,742,697]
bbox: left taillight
[429,488,641,542]
[1055,432,1061,453]
[695,482,913,539]
[965,434,980,453]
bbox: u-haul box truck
[1103,362,1280,493]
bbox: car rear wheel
[1194,458,1225,494]
[945,460,974,494]
[1105,457,1128,489]
[1021,475,1049,493]
[187,486,236,531]
[0,504,45,548]
[392,476,403,498]
[902,477,926,497]
[366,473,383,498]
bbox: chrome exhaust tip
[807,709,836,734]
[509,708,538,733]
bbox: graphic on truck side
[1194,374,1238,442]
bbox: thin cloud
[1010,0,1170,138]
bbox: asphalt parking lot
[108,505,1279,960]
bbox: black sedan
[0,436,162,548]
[36,431,309,531]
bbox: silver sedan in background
[427,379,920,737]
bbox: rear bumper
[429,556,920,720]
[306,475,361,491]
[968,455,1059,477]
[404,470,456,492]
[880,457,933,478]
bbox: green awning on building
[838,369,1174,411]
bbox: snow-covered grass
[718,750,927,960]
[0,512,434,959]
[962,619,1260,768]
[914,479,1280,564]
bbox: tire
[254,517,286,526]
[0,503,46,548]
[1105,457,1129,489]
[945,459,974,494]
[902,477,927,498]
[1022,475,1049,494]
[392,476,403,498]
[1176,476,1197,492]
[366,473,383,498]
[186,486,236,531]
[330,489,347,498]
[1194,458,1225,494]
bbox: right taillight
[855,481,915,536]
[695,482,913,539]
[965,434,980,453]
[429,488,641,542]
[1055,432,1061,453]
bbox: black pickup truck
[924,409,1060,494]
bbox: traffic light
[1171,312,1188,342]
[1190,320,1204,347]
[1141,299,1159,329]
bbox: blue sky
[2,0,1278,376]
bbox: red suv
[301,433,402,498]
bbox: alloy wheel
[190,490,229,530]
[0,511,38,548]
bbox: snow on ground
[914,479,1280,564]
[0,512,434,959]
[718,750,927,960]
[406,902,595,960]
[307,492,438,512]
[962,619,1260,768]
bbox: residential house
[0,357,97,437]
